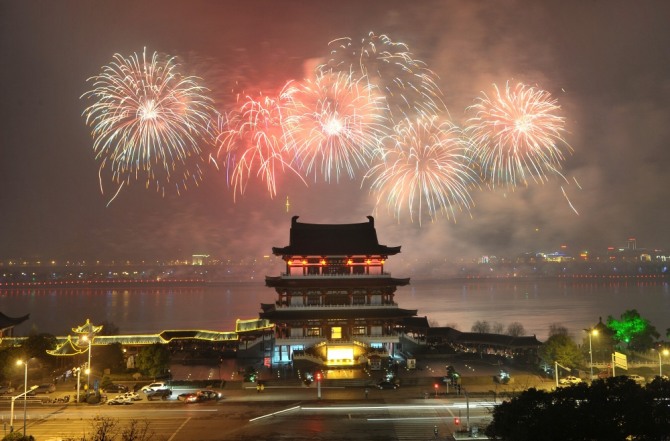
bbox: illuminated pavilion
[260,216,415,368]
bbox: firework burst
[216,91,303,199]
[366,115,477,225]
[282,71,390,182]
[318,32,446,122]
[82,48,216,202]
[465,82,571,188]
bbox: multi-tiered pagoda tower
[261,216,415,368]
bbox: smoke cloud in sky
[1,0,669,264]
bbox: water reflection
[0,280,668,340]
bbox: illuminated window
[331,327,342,339]
[353,326,366,336]
[307,327,321,337]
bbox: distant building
[192,254,210,265]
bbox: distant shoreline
[1,273,667,289]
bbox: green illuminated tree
[607,309,660,352]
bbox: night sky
[2,1,669,263]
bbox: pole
[87,337,92,391]
[658,349,667,378]
[10,397,15,433]
[464,387,470,432]
[554,361,558,388]
[588,332,594,380]
[22,362,27,435]
[10,386,36,433]
[317,377,321,399]
[76,368,81,403]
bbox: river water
[2,278,669,341]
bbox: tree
[491,322,505,334]
[23,333,57,362]
[135,344,170,379]
[1,433,35,441]
[548,324,568,337]
[506,322,525,337]
[486,377,670,440]
[538,333,584,369]
[95,343,125,373]
[471,320,491,333]
[607,309,660,351]
[62,416,156,441]
[0,346,22,384]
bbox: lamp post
[659,348,669,377]
[10,385,38,434]
[15,359,31,435]
[75,367,81,403]
[82,334,92,391]
[584,328,599,380]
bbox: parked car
[494,370,511,384]
[146,388,172,401]
[178,392,202,403]
[0,385,15,395]
[377,381,398,390]
[107,396,133,405]
[197,390,222,401]
[559,376,583,385]
[121,392,142,401]
[32,383,56,394]
[140,382,168,393]
[103,384,128,393]
[627,374,646,385]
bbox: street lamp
[15,359,32,435]
[82,334,92,390]
[659,348,669,378]
[584,328,598,380]
[10,385,38,434]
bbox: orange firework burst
[465,82,571,188]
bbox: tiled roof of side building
[0,312,30,331]
[271,216,402,256]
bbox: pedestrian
[364,388,369,399]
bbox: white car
[627,374,646,385]
[559,376,583,385]
[140,382,168,393]
[121,392,142,401]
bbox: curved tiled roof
[272,216,401,256]
[0,312,30,331]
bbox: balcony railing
[277,272,393,278]
[274,302,398,309]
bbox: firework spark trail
[365,115,478,225]
[465,82,571,189]
[81,48,216,201]
[561,186,579,215]
[282,71,390,183]
[215,92,304,199]
[318,32,446,122]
